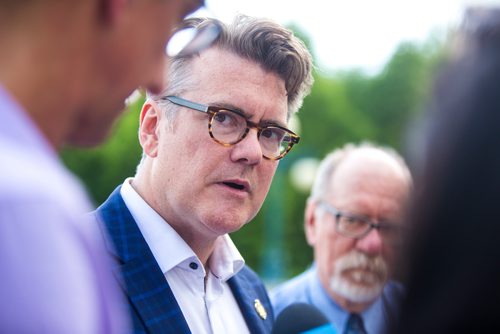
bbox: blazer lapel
[228,268,274,334]
[96,186,190,334]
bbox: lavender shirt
[0,86,128,333]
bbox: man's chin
[202,211,250,236]
[65,108,123,148]
[64,124,113,148]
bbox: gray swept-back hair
[309,142,412,203]
[149,14,314,121]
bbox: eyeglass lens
[210,109,292,159]
[336,215,400,241]
[337,215,371,237]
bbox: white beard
[329,250,388,303]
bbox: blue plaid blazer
[92,186,274,334]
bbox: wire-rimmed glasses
[163,95,300,160]
[317,201,402,243]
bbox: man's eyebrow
[211,102,288,128]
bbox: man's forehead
[188,49,288,120]
[337,151,406,182]
[331,158,409,202]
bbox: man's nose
[145,57,168,95]
[355,227,383,255]
[229,128,263,165]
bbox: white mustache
[334,250,388,281]
[329,251,389,303]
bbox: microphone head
[272,302,335,334]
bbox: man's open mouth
[222,181,246,191]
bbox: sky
[199,0,500,74]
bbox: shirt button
[189,262,198,270]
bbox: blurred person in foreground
[392,6,500,333]
[0,0,212,332]
[272,143,413,334]
[90,15,314,334]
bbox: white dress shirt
[121,178,250,334]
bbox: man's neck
[172,223,217,268]
[337,297,374,314]
[131,175,218,268]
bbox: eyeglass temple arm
[164,96,209,113]
[319,201,340,216]
[368,221,395,229]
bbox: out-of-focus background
[204,0,464,73]
[61,0,497,285]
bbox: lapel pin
[254,299,267,320]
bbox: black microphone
[272,302,337,334]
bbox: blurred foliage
[61,97,144,206]
[61,28,448,281]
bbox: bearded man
[271,142,412,334]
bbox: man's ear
[304,199,318,246]
[139,101,161,158]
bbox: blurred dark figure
[393,6,500,333]
[0,1,208,332]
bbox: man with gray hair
[92,15,313,334]
[271,142,412,334]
